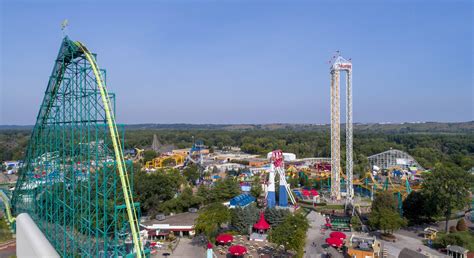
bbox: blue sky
[1,0,472,124]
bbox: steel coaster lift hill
[6,37,145,257]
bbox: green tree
[209,177,241,202]
[250,176,263,199]
[350,216,362,232]
[230,205,259,234]
[421,164,474,232]
[197,184,211,204]
[133,169,184,216]
[160,187,203,214]
[268,213,309,257]
[369,192,406,235]
[264,208,291,227]
[194,203,231,240]
[143,150,157,163]
[183,164,200,185]
[456,218,467,232]
[402,191,436,225]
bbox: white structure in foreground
[16,213,60,258]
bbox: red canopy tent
[302,189,310,196]
[216,233,233,244]
[329,231,346,240]
[228,245,247,256]
[325,237,343,248]
[310,189,319,196]
[253,212,270,231]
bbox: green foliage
[250,175,263,199]
[369,192,406,234]
[0,217,13,243]
[230,205,259,234]
[449,226,457,233]
[159,187,203,214]
[264,208,291,227]
[456,218,467,232]
[183,164,200,185]
[434,231,474,251]
[350,216,362,232]
[268,213,309,257]
[421,164,474,232]
[194,203,231,240]
[207,177,241,203]
[403,191,437,225]
[143,150,157,162]
[133,169,185,216]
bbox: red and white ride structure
[265,150,296,208]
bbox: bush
[449,225,457,233]
[434,231,474,251]
[456,218,467,232]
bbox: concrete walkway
[304,211,343,258]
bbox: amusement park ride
[1,37,145,257]
[329,52,353,201]
[0,36,431,257]
[265,150,297,208]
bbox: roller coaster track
[0,190,15,224]
[74,41,143,257]
[5,37,144,257]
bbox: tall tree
[183,164,200,185]
[369,192,406,235]
[421,164,473,232]
[230,205,259,234]
[194,203,231,240]
[402,191,437,224]
[250,175,263,199]
[268,213,309,257]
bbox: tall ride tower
[330,54,353,200]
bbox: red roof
[228,245,247,256]
[325,237,343,247]
[253,212,270,230]
[216,233,233,244]
[329,231,346,240]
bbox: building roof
[253,212,270,230]
[230,194,255,207]
[447,245,468,253]
[398,248,429,258]
[142,212,198,227]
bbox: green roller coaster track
[5,37,146,257]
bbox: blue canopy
[230,194,255,207]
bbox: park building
[140,212,198,240]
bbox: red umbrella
[329,231,346,240]
[216,233,233,244]
[325,237,343,248]
[302,189,310,196]
[228,245,247,256]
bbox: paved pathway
[379,233,443,258]
[304,211,343,258]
